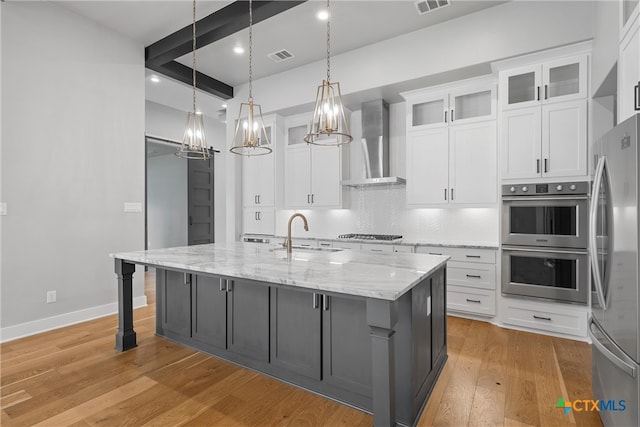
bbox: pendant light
[230,0,271,156]
[176,0,212,160]
[304,0,352,146]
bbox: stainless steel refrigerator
[590,114,640,427]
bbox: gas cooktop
[338,233,402,241]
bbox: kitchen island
[112,242,448,427]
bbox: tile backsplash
[275,185,499,244]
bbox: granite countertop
[249,235,499,250]
[112,242,449,301]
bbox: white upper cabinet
[403,77,498,207]
[242,122,276,208]
[619,12,640,123]
[284,113,348,209]
[499,48,589,181]
[499,54,588,110]
[621,0,640,41]
[407,81,496,131]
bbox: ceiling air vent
[415,0,450,15]
[267,49,295,63]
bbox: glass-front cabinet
[499,54,588,110]
[406,78,496,131]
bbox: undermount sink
[270,245,343,253]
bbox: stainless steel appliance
[338,233,402,241]
[501,181,590,304]
[502,182,589,248]
[502,246,589,304]
[589,114,639,427]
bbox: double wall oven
[501,182,590,304]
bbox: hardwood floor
[1,270,602,426]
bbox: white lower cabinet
[416,246,497,317]
[502,298,588,338]
[242,209,275,235]
[447,286,496,317]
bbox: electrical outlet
[46,291,57,304]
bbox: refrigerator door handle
[589,156,607,310]
[589,320,637,378]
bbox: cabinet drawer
[361,243,394,253]
[446,248,496,263]
[448,263,496,290]
[393,245,415,253]
[447,286,496,316]
[416,246,496,264]
[333,241,361,251]
[502,302,588,337]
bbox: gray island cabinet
[112,243,449,427]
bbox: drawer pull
[320,243,331,247]
[370,249,383,252]
[466,274,482,279]
[465,254,481,258]
[429,252,443,256]
[533,315,552,321]
[466,298,482,303]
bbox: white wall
[147,145,188,249]
[145,101,226,244]
[591,0,620,94]
[1,2,145,339]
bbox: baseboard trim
[0,296,148,343]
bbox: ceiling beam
[145,1,307,100]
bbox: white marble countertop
[243,234,498,250]
[112,242,449,301]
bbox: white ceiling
[54,0,510,114]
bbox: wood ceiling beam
[145,1,307,100]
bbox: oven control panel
[502,181,588,196]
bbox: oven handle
[501,195,588,201]
[502,246,588,256]
[589,157,608,310]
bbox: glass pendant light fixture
[304,0,352,146]
[230,0,271,156]
[176,0,211,160]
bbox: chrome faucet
[284,213,309,253]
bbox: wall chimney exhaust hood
[341,99,406,187]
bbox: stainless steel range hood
[341,99,406,187]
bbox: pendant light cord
[192,0,197,113]
[248,0,253,102]
[326,0,331,83]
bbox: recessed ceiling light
[195,111,203,116]
[221,104,227,109]
[233,46,245,54]
[149,75,160,83]
[316,10,329,20]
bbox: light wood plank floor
[1,270,602,426]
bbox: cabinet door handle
[451,188,454,200]
[444,110,447,123]
[635,83,639,110]
[444,188,447,200]
[465,254,481,258]
[255,195,258,204]
[451,109,454,122]
[536,159,540,173]
[466,298,482,303]
[219,279,226,292]
[544,158,548,173]
[257,195,261,204]
[258,211,261,221]
[533,315,551,321]
[184,273,190,286]
[311,194,315,204]
[307,194,311,204]
[226,281,233,293]
[537,86,540,101]
[312,293,319,309]
[544,84,548,100]
[466,274,482,279]
[322,295,329,311]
